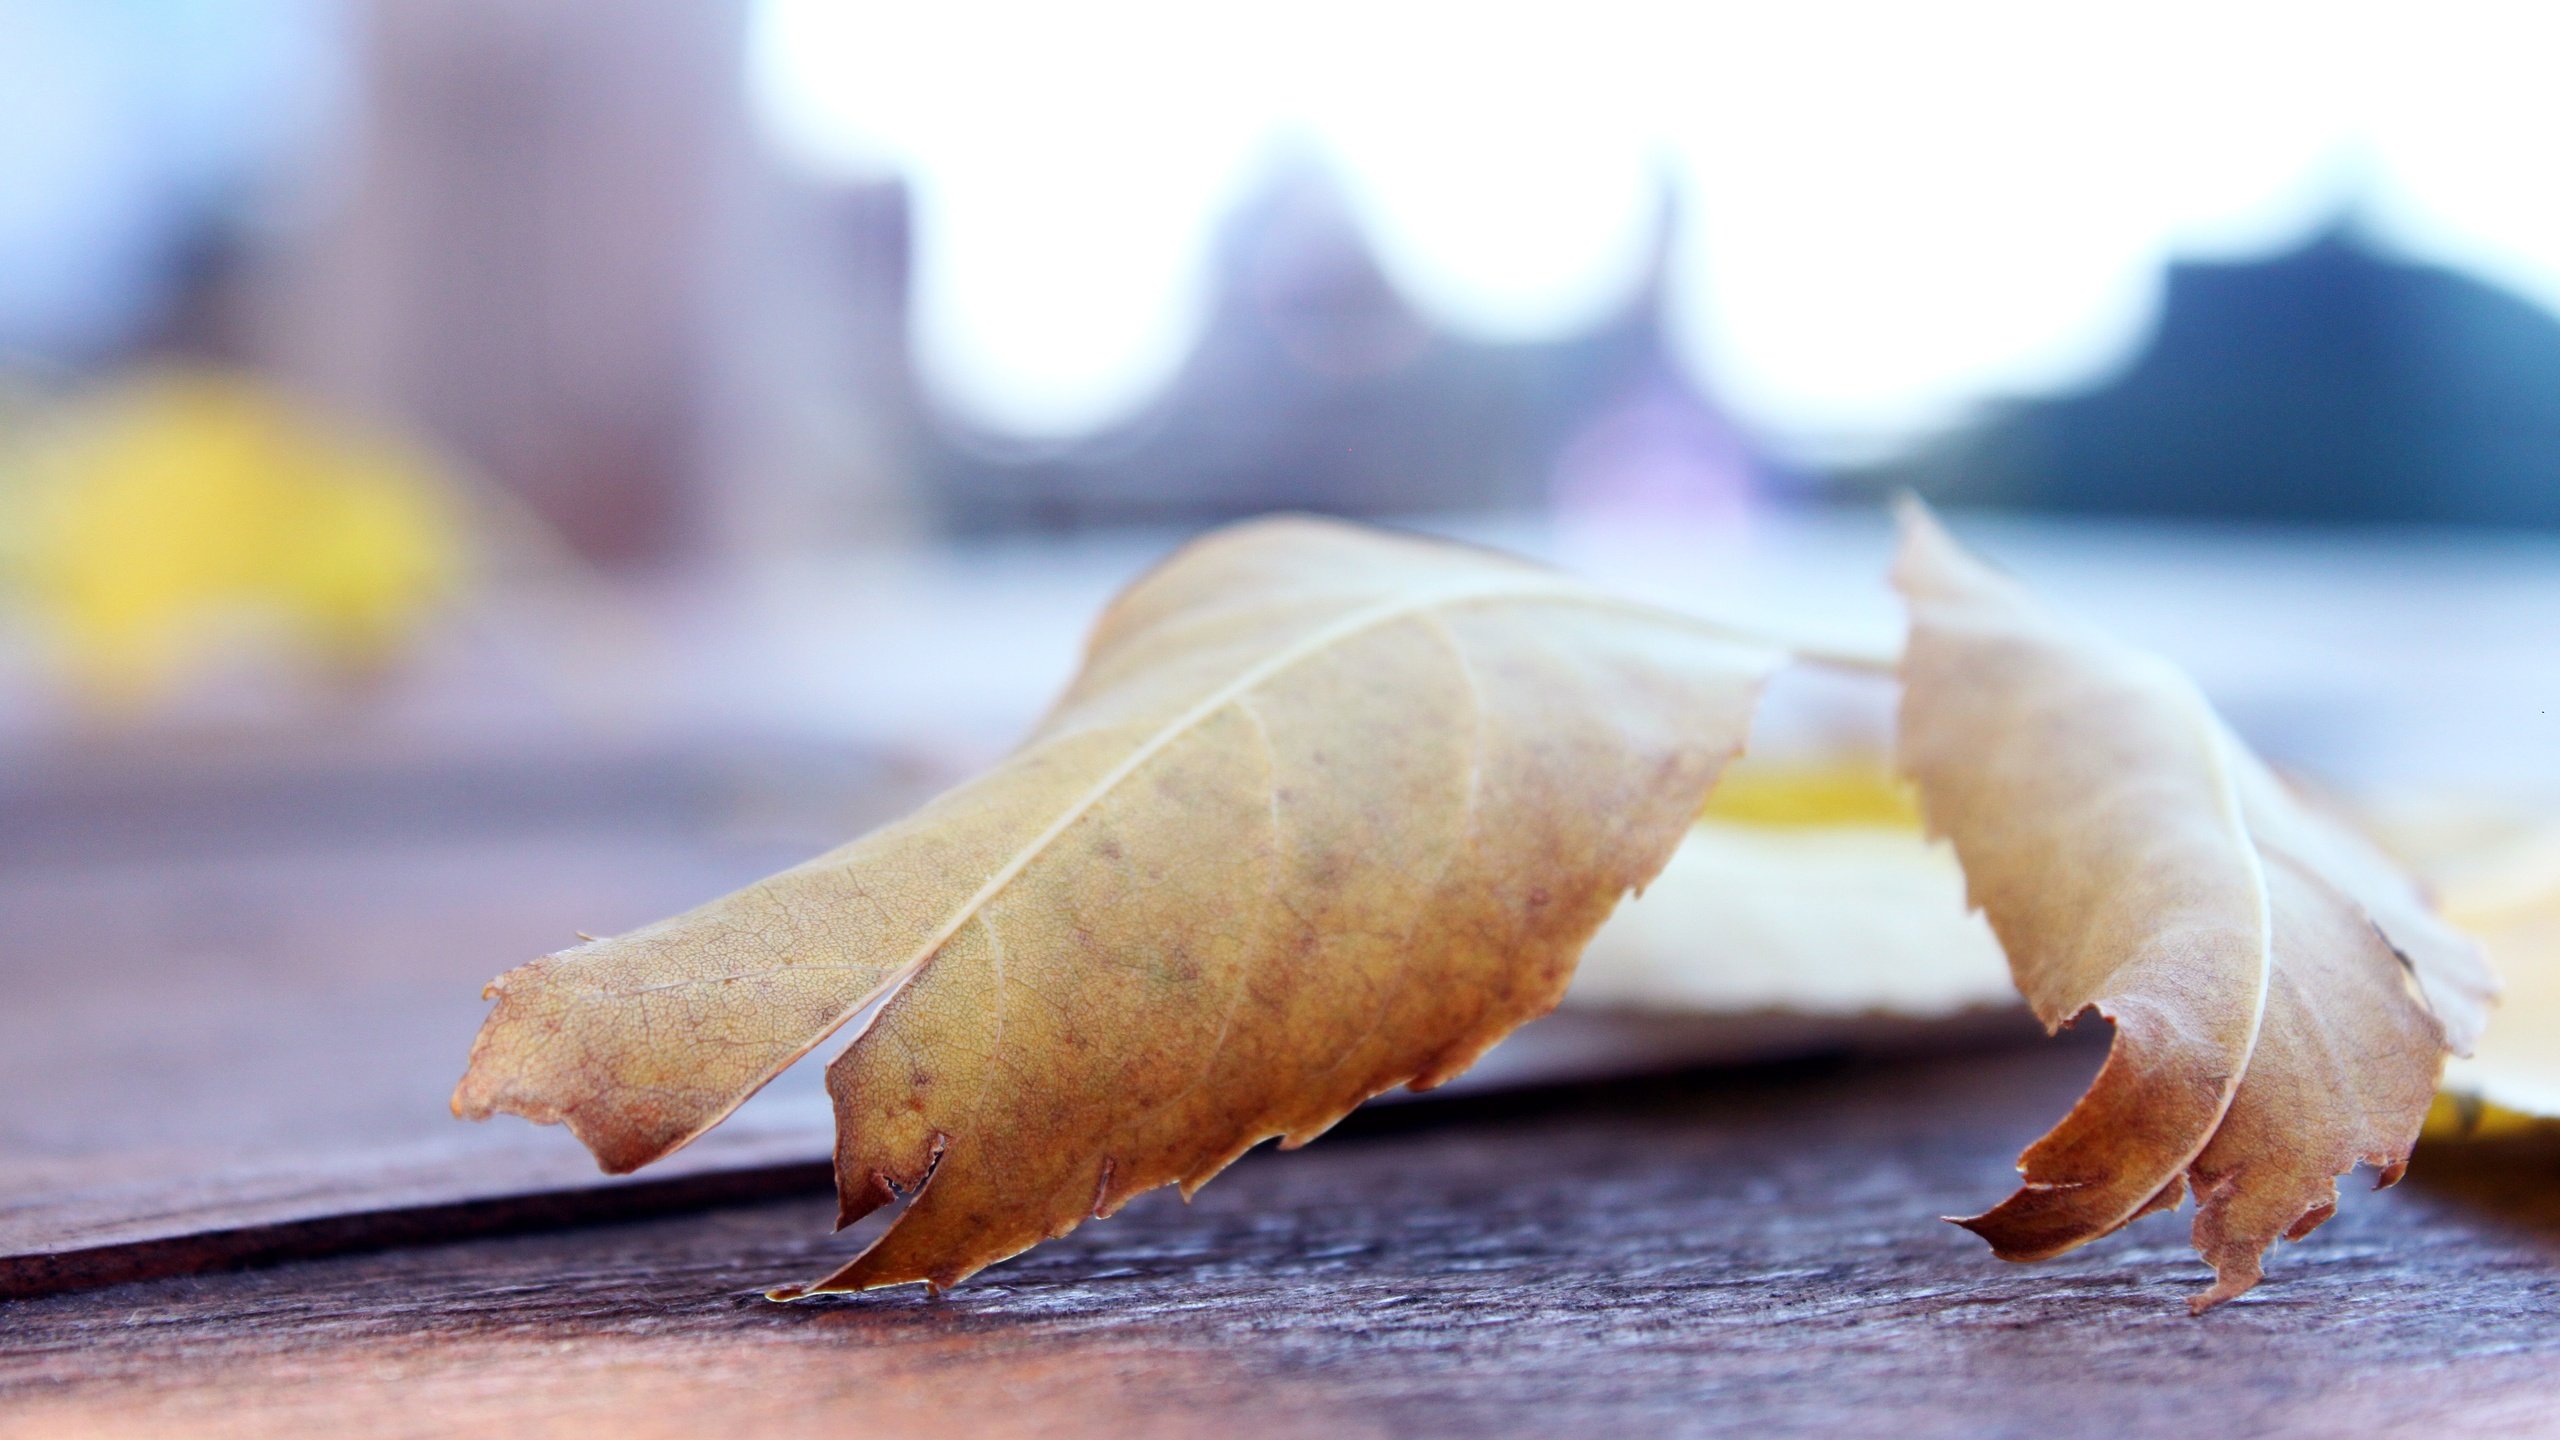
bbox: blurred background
[3,0,2557,827]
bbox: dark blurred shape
[705,173,922,558]
[1874,228,2560,527]
[927,161,1760,532]
[0,0,329,371]
[262,0,748,567]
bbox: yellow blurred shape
[9,368,461,706]
[1700,758,1922,829]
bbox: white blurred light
[751,2,1268,438]
[2359,0,2560,319]
[751,0,2560,459]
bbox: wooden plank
[5,1042,2556,1438]
[0,742,905,1297]
[1,740,2015,1300]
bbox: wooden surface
[0,736,2016,1300]
[0,738,919,1297]
[7,1041,2560,1439]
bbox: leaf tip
[2189,1269,2258,1314]
[1944,1209,2035,1262]
[447,1064,495,1124]
[1887,495,2010,609]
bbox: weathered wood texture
[6,1041,2559,1440]
[0,739,2018,1299]
[0,740,916,1296]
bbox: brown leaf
[453,516,1784,1294]
[1893,503,2497,1310]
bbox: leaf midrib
[865,576,1597,1022]
[645,574,1795,1166]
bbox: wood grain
[0,740,916,1297]
[0,737,2019,1301]
[6,1042,2559,1439]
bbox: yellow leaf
[455,517,1786,1294]
[1894,502,2496,1311]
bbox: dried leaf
[454,516,1784,1294]
[1893,503,2496,1310]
